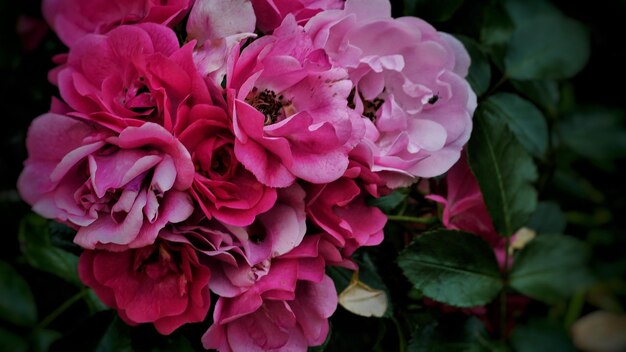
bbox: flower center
[245,87,294,125]
[348,88,384,122]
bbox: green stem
[387,215,436,224]
[36,288,90,330]
[486,75,509,97]
[564,290,586,329]
[391,316,408,352]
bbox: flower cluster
[18,0,475,350]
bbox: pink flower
[186,0,256,83]
[427,154,508,267]
[55,23,216,134]
[251,0,344,33]
[306,0,476,187]
[202,239,337,352]
[306,173,387,257]
[17,113,195,251]
[178,112,277,226]
[228,16,364,187]
[78,240,211,335]
[43,0,192,47]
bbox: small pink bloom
[178,112,277,227]
[55,23,216,134]
[203,257,336,351]
[306,0,476,187]
[78,240,211,335]
[427,154,509,267]
[43,0,192,47]
[228,16,364,187]
[306,176,387,256]
[17,113,194,251]
[252,0,344,33]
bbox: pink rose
[251,0,344,33]
[306,0,476,187]
[43,0,193,47]
[227,16,364,187]
[78,240,211,335]
[55,23,217,134]
[17,113,194,251]
[177,112,277,226]
[306,174,387,257]
[427,154,508,267]
[202,240,336,351]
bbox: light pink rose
[17,113,194,251]
[251,0,344,33]
[177,112,277,227]
[78,240,211,335]
[55,23,217,134]
[427,154,508,267]
[186,0,256,83]
[306,0,476,187]
[227,15,364,187]
[43,0,192,47]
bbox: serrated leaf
[409,317,506,352]
[398,230,503,307]
[0,260,37,327]
[456,36,491,96]
[95,317,133,352]
[468,104,538,236]
[510,234,593,304]
[504,15,590,80]
[483,93,548,158]
[480,3,514,70]
[528,202,567,234]
[18,214,81,286]
[557,108,626,160]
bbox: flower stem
[391,316,408,352]
[36,288,90,330]
[387,215,436,224]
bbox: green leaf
[483,93,548,158]
[18,214,81,286]
[403,0,464,21]
[479,3,513,70]
[456,36,491,96]
[30,329,62,352]
[528,202,567,234]
[0,260,37,327]
[0,327,28,352]
[511,80,560,112]
[398,230,503,307]
[95,317,133,352]
[367,190,407,213]
[557,108,626,160]
[502,0,562,26]
[504,15,590,80]
[510,234,594,304]
[467,104,538,236]
[409,317,506,352]
[511,320,576,352]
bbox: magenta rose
[306,0,476,187]
[55,23,216,134]
[227,15,364,187]
[17,113,194,251]
[251,0,344,33]
[177,111,277,227]
[43,0,192,47]
[78,240,211,335]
